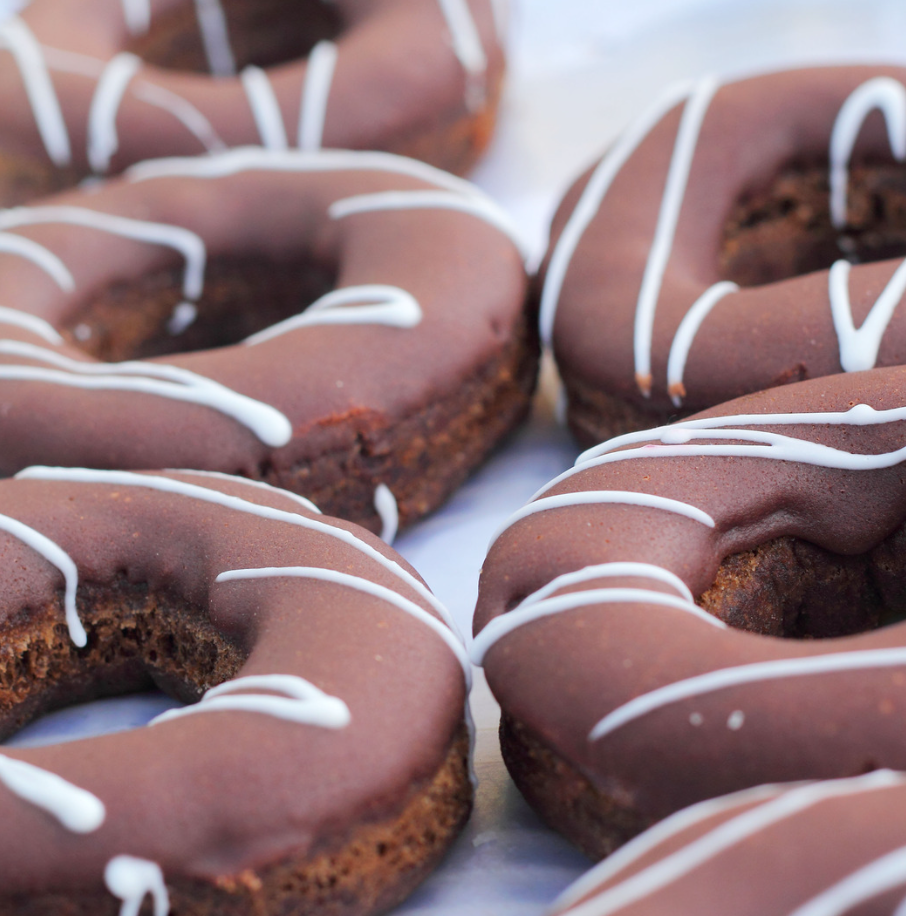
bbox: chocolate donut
[474,365,906,859]
[0,467,471,914]
[0,0,506,204]
[0,147,536,534]
[550,770,906,916]
[540,66,906,445]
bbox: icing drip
[588,647,906,742]
[0,205,207,302]
[557,771,905,916]
[298,40,337,151]
[374,483,399,545]
[243,285,422,345]
[471,586,724,666]
[193,0,235,77]
[434,0,487,112]
[828,257,906,372]
[16,468,460,639]
[0,17,71,165]
[166,301,196,335]
[538,79,696,347]
[120,0,150,36]
[0,753,105,833]
[0,305,64,344]
[214,566,471,682]
[87,52,141,173]
[489,491,715,551]
[666,280,738,406]
[329,188,528,261]
[0,342,293,448]
[788,845,906,916]
[0,511,83,646]
[104,856,169,916]
[0,232,73,290]
[830,76,906,229]
[633,76,718,397]
[240,66,289,150]
[150,674,350,728]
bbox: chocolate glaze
[0,148,532,530]
[0,469,468,907]
[0,0,504,185]
[475,365,906,846]
[550,771,906,916]
[541,66,906,430]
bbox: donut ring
[0,0,506,205]
[474,365,906,859]
[549,770,906,916]
[0,147,535,534]
[0,467,470,914]
[540,66,906,445]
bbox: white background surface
[5,0,906,912]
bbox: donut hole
[0,576,242,740]
[61,254,336,361]
[720,161,906,287]
[125,0,344,75]
[698,525,906,639]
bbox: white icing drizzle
[87,52,141,173]
[16,468,461,640]
[830,76,906,229]
[214,566,471,683]
[298,40,337,151]
[556,771,905,916]
[104,856,169,916]
[552,781,788,912]
[126,147,488,202]
[166,301,196,335]
[788,844,906,916]
[0,511,83,646]
[828,257,906,372]
[0,305,63,344]
[0,342,292,448]
[588,647,906,743]
[170,468,322,514]
[488,491,715,551]
[329,189,529,262]
[120,0,151,35]
[538,79,696,348]
[0,205,207,302]
[240,66,289,150]
[374,483,399,545]
[0,753,105,833]
[0,17,71,166]
[150,673,350,728]
[536,402,906,498]
[0,232,73,291]
[243,285,422,345]
[633,75,718,397]
[193,0,235,78]
[520,562,694,606]
[471,587,724,666]
[435,0,487,111]
[665,280,738,407]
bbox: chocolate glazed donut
[0,147,536,534]
[474,365,906,860]
[540,66,906,445]
[549,771,906,916]
[0,0,506,204]
[0,468,471,915]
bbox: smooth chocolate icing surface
[474,365,906,841]
[0,148,532,530]
[0,0,504,182]
[0,469,468,905]
[541,66,906,427]
[550,770,906,916]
